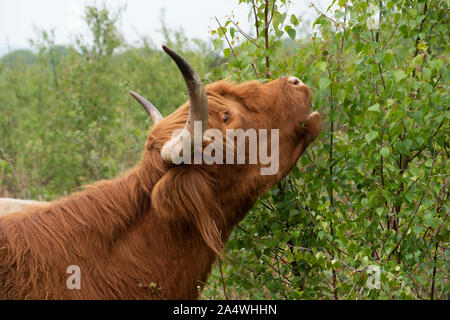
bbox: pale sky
[0,0,332,55]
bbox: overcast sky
[0,0,332,55]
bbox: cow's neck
[56,161,245,299]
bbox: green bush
[205,0,448,299]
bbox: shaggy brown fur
[0,199,47,216]
[0,77,321,299]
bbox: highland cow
[0,46,321,299]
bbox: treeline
[0,6,219,199]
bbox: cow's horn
[129,90,163,124]
[160,45,209,163]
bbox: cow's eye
[223,112,230,123]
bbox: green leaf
[417,40,428,52]
[380,147,389,157]
[229,27,235,39]
[412,54,424,67]
[445,250,450,260]
[213,39,223,51]
[217,27,227,37]
[289,209,300,218]
[430,59,443,71]
[318,77,331,90]
[422,67,431,80]
[376,207,384,216]
[317,61,327,72]
[384,50,394,65]
[365,130,378,143]
[290,14,299,26]
[368,103,380,112]
[285,26,296,40]
[336,89,345,103]
[393,70,406,82]
[223,48,231,59]
[361,198,369,207]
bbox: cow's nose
[288,76,303,86]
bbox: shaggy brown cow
[0,45,321,299]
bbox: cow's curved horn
[129,90,163,124]
[160,45,209,163]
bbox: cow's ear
[151,166,224,255]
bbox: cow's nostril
[288,76,303,86]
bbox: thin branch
[429,241,439,300]
[306,152,320,170]
[411,121,444,160]
[267,0,276,26]
[413,0,428,58]
[300,200,349,257]
[229,20,262,48]
[264,0,271,78]
[329,152,348,169]
[250,0,260,38]
[409,210,448,277]
[382,23,398,50]
[313,6,370,43]
[388,145,440,259]
[215,17,236,57]
[218,258,229,300]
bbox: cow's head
[131,46,321,253]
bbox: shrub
[205,0,448,299]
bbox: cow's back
[0,198,47,216]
